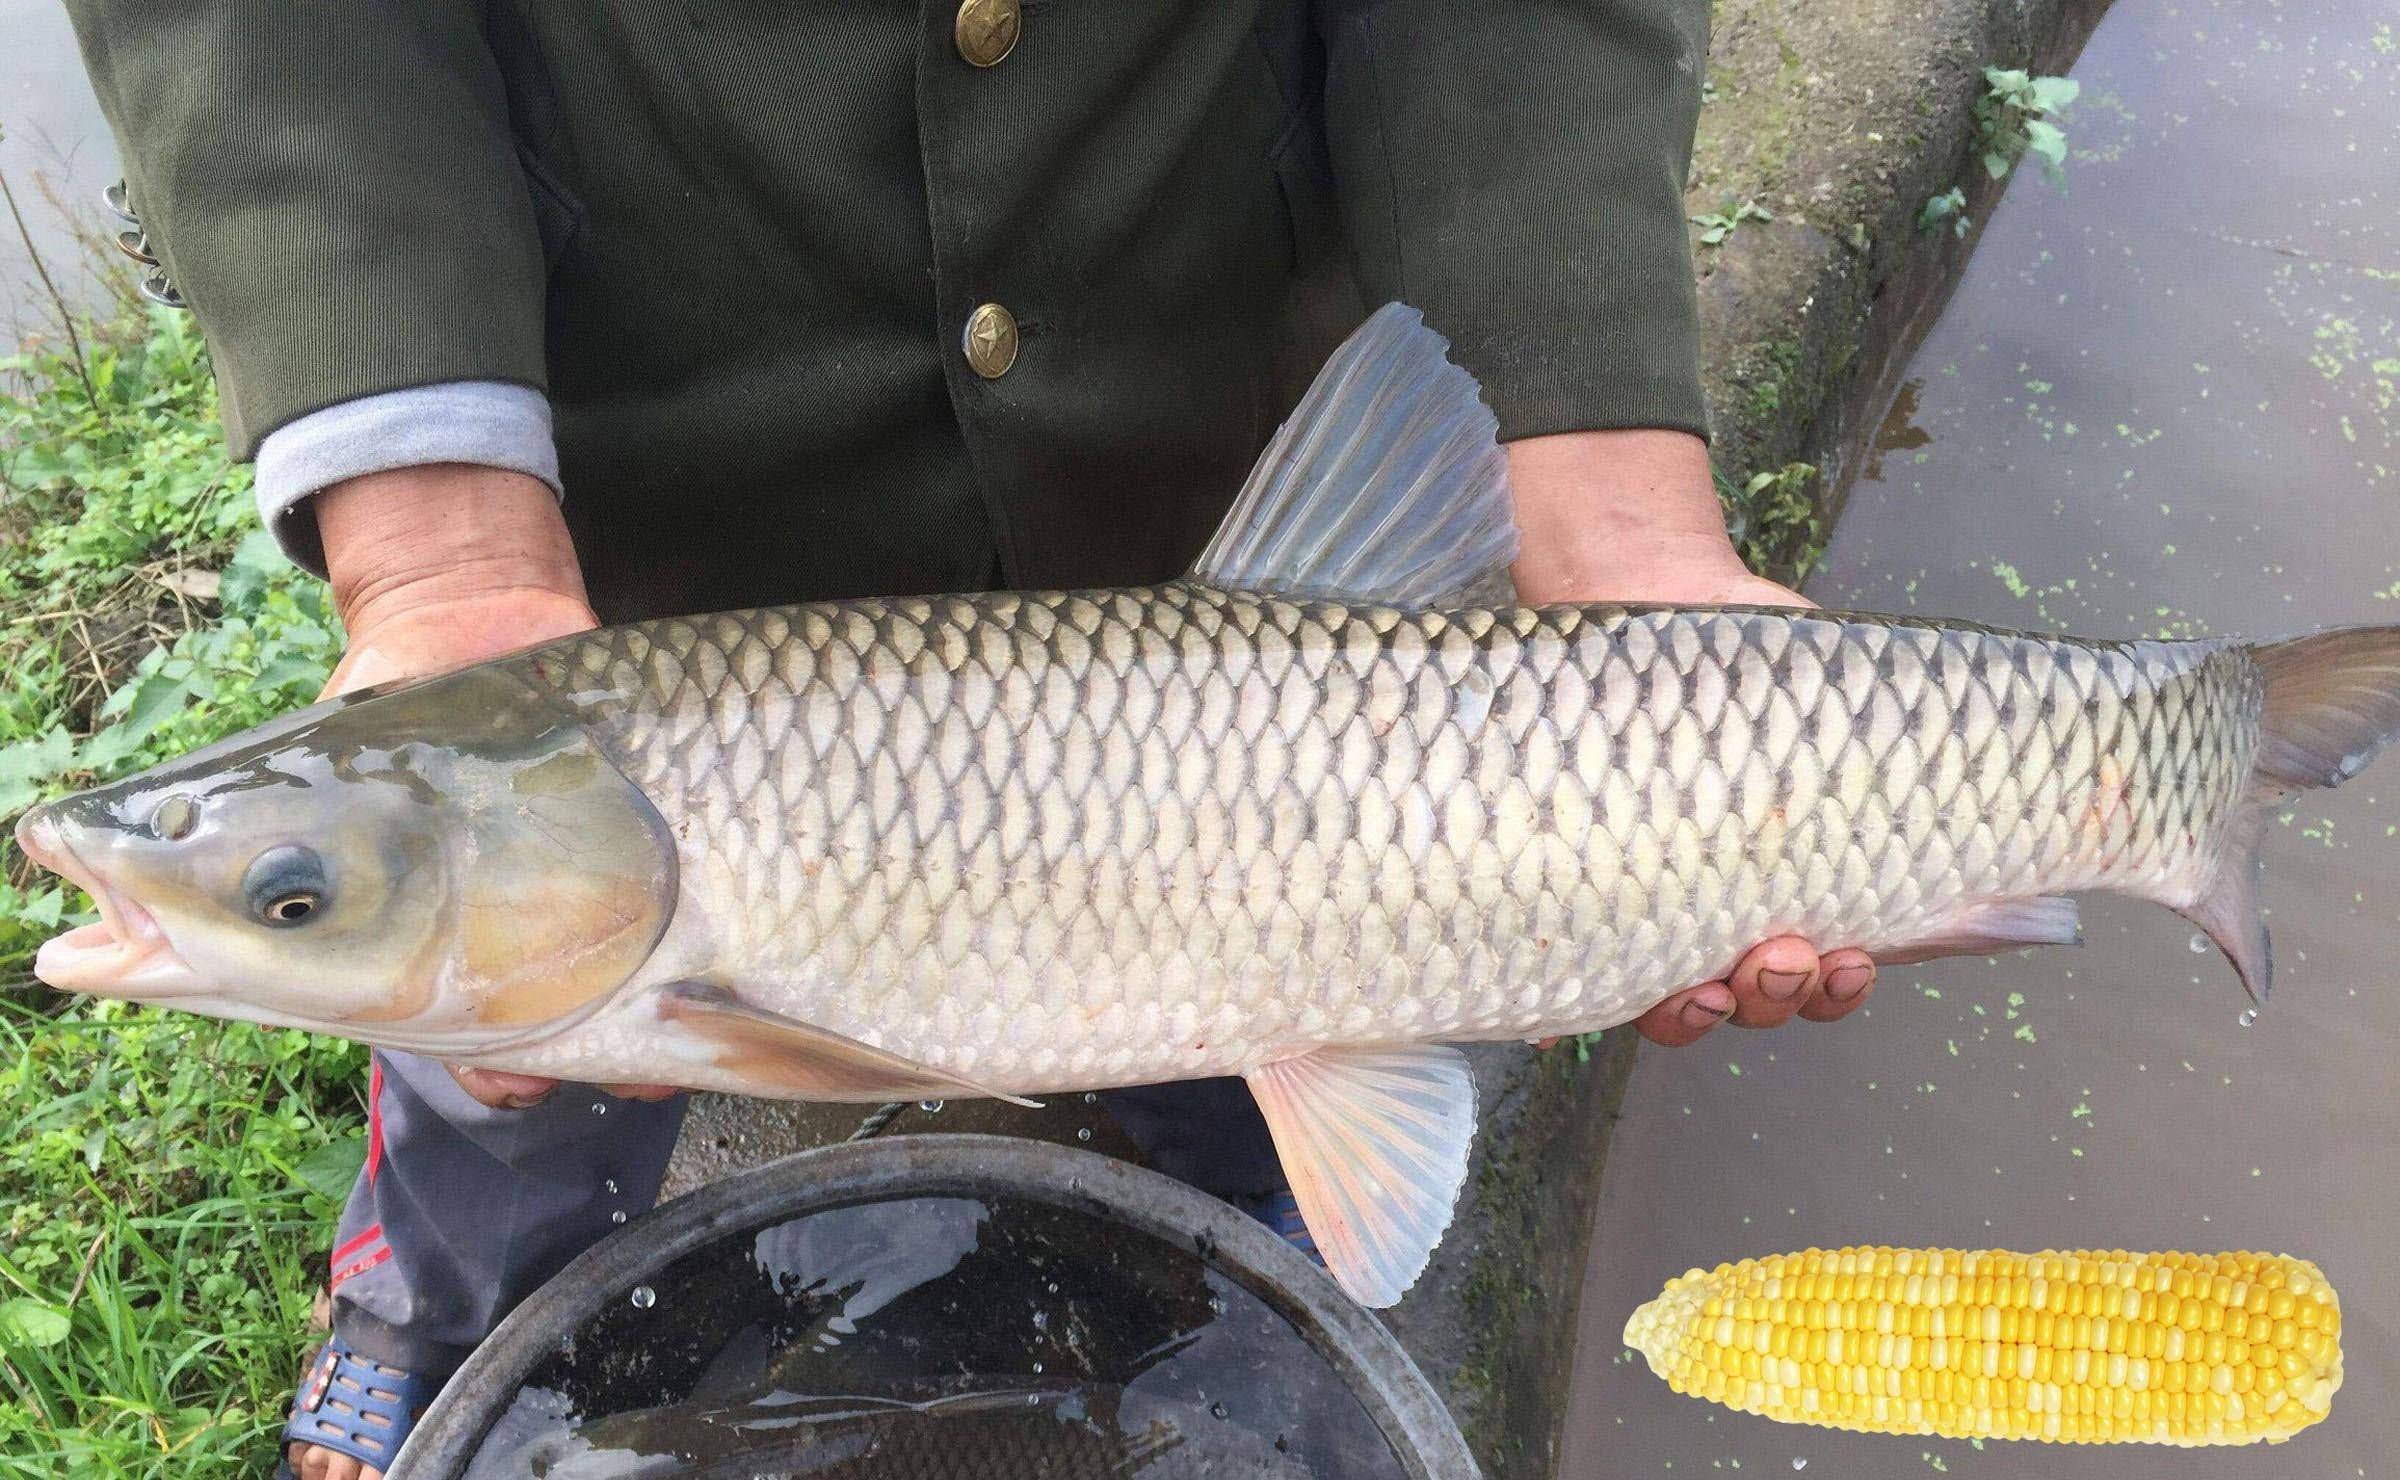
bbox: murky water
[0,0,120,331]
[459,1193,1406,1478]
[1565,2,2395,1475]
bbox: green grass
[1716,458,1826,585]
[1,271,362,1475]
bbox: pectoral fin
[657,982,1039,1107]
[1242,1044,1477,1308]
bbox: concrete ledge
[1697,0,2113,579]
[1380,1036,1639,1475]
[661,2,2112,1473]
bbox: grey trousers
[327,1052,1282,1377]
[326,1052,688,1376]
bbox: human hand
[314,465,679,1111]
[1506,429,1878,1048]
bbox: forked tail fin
[2180,626,2400,1003]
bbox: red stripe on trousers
[365,1059,385,1184]
[330,1243,392,1292]
[330,1222,384,1268]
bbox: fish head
[16,665,679,1048]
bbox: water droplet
[1082,1092,1098,1105]
[1076,1127,1092,1142]
[629,1285,655,1309]
[1209,1401,1229,1420]
[610,1210,628,1224]
[2189,932,2209,954]
[603,1179,619,1195]
[2238,1007,2259,1028]
[918,1098,945,1114]
[1792,1461,1809,1473]
[591,1102,608,1115]
[1046,1281,1060,1295]
[1031,1361,1044,1374]
[1207,1295,1228,1316]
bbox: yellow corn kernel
[1625,1247,2341,1447]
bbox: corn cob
[1625,1247,2341,1446]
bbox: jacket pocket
[514,141,585,275]
[490,0,583,276]
[1269,99,1340,275]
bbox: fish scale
[513,592,2261,1092]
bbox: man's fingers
[1726,935,1820,1028]
[1633,981,1738,1046]
[447,1065,560,1110]
[447,1065,678,1108]
[1800,949,1877,1022]
[318,640,404,700]
[599,1082,682,1102]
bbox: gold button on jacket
[963,302,1020,378]
[954,0,1019,67]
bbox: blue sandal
[1245,1186,1324,1264]
[276,1333,443,1476]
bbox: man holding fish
[57,2,1889,1474]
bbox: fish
[19,304,2400,1309]
[496,1383,1314,1479]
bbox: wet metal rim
[392,1133,1479,1479]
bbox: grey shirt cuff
[253,381,562,576]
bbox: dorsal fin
[1192,303,1518,609]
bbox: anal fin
[658,982,1039,1107]
[1242,1044,1476,1308]
[1875,896,2083,966]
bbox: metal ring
[103,179,138,224]
[138,272,185,309]
[114,229,157,265]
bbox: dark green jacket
[69,0,1709,622]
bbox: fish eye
[264,892,321,925]
[243,845,331,929]
[149,794,199,841]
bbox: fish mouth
[14,809,197,997]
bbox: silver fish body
[499,591,2254,1095]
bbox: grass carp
[21,306,2400,1307]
